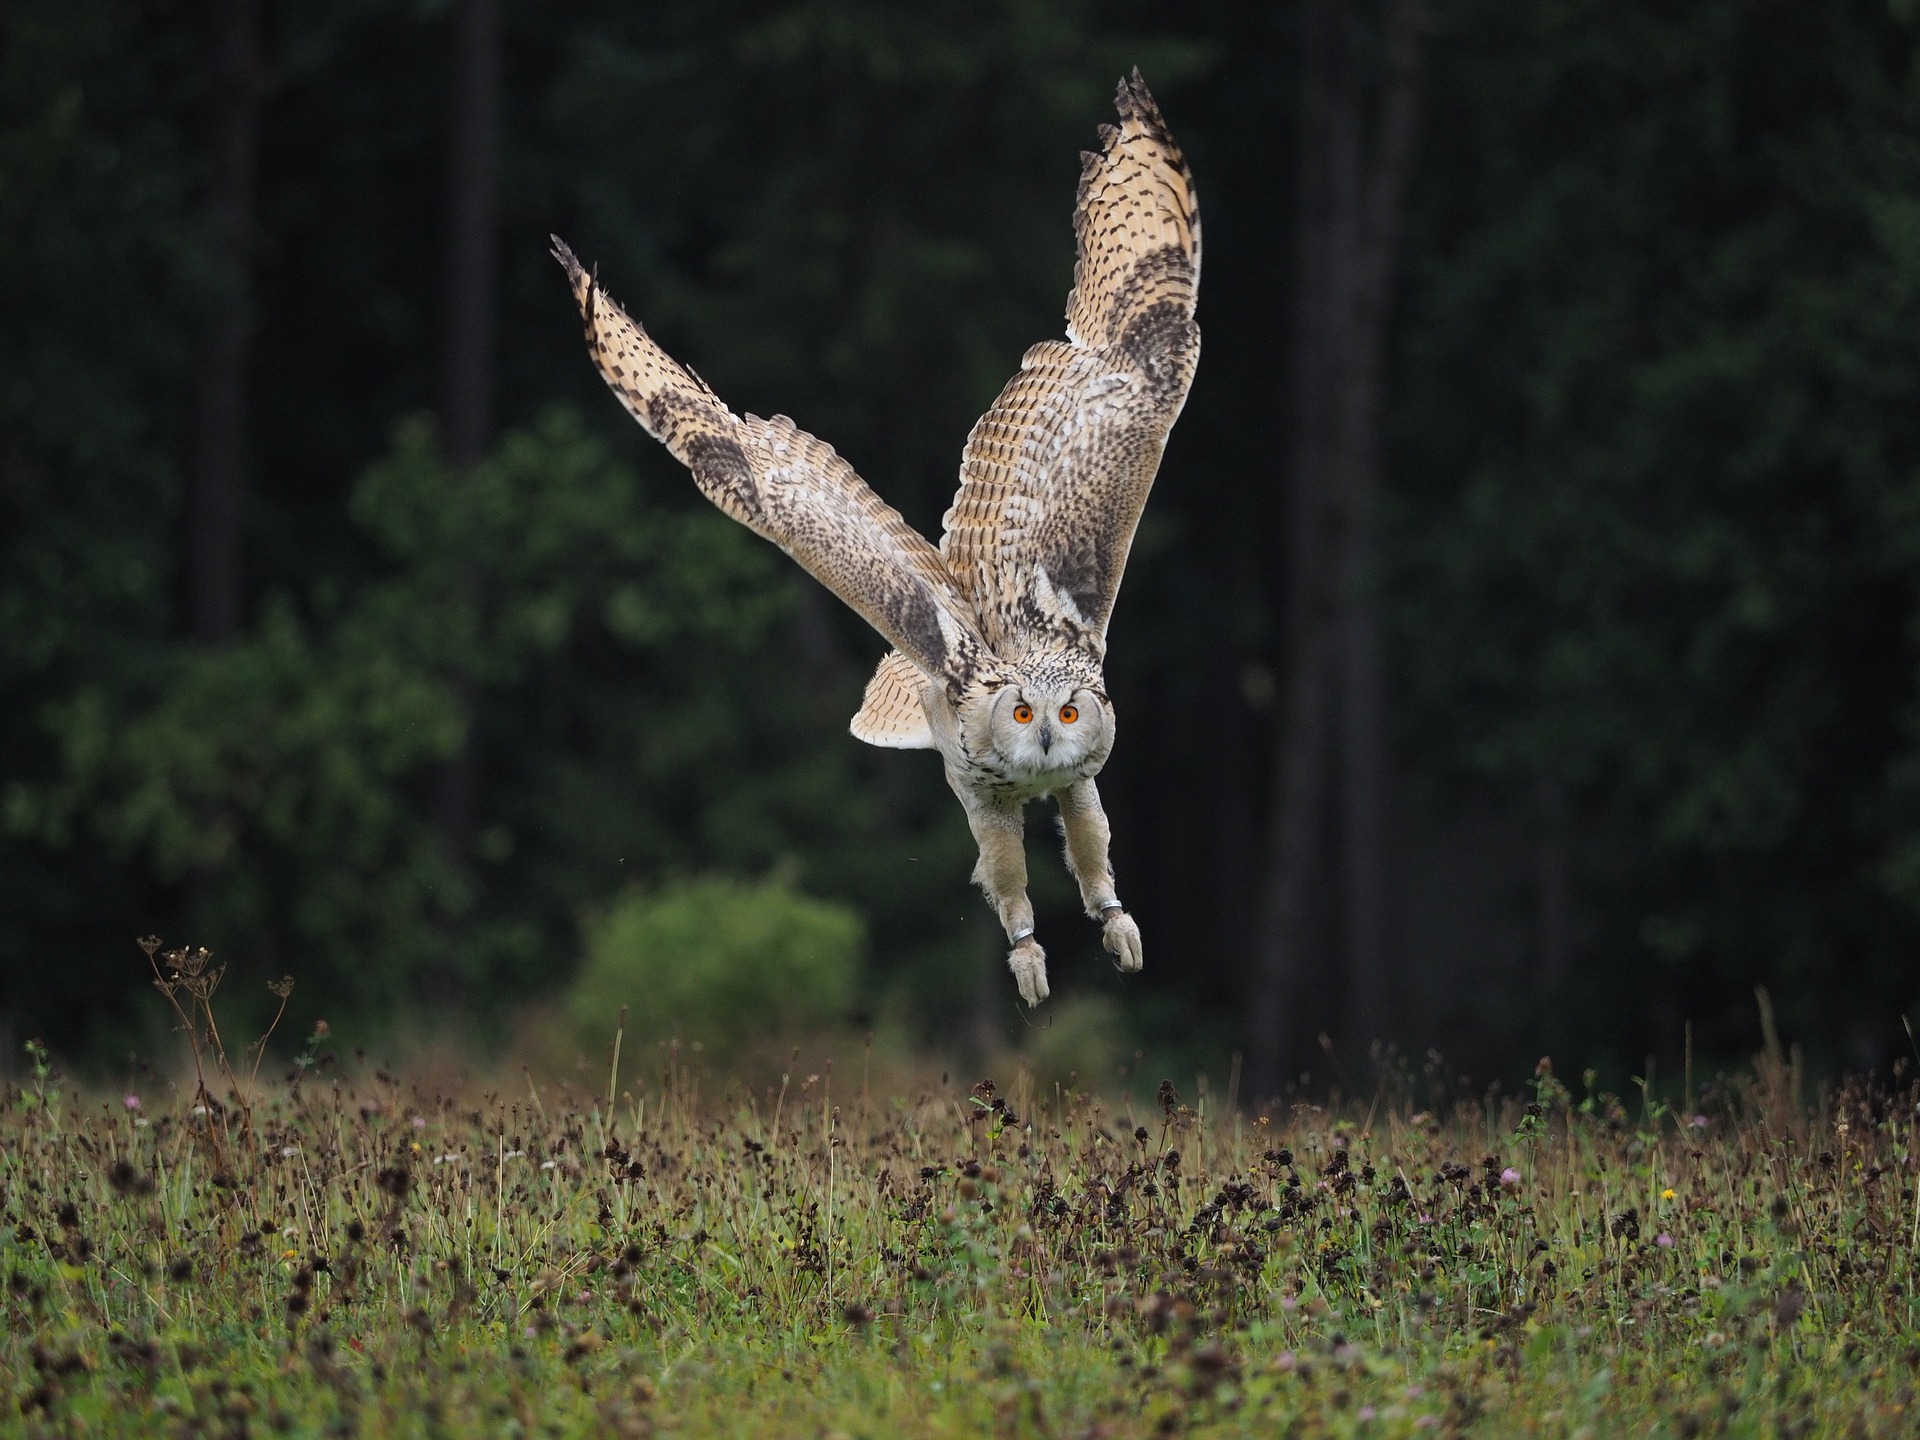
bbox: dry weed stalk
[136,934,295,1173]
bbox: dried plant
[136,937,296,1174]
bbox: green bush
[1023,992,1127,1093]
[570,874,863,1051]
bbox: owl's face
[985,678,1112,779]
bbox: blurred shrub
[570,874,863,1052]
[1023,992,1126,1094]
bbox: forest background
[4,0,1919,1096]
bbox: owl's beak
[1038,724,1054,754]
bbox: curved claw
[1101,911,1143,973]
[1008,937,1050,1007]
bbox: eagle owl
[554,72,1199,1007]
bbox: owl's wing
[848,649,936,750]
[940,70,1200,660]
[555,240,991,688]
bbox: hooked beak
[1038,724,1053,755]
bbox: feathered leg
[1056,778,1143,973]
[957,790,1048,1007]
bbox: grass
[4,966,1919,1436]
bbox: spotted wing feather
[940,70,1200,658]
[555,239,989,686]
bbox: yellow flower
[1660,1188,1676,1201]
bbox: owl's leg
[1056,778,1143,973]
[959,792,1049,1007]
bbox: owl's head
[983,669,1113,778]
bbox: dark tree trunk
[189,0,261,644]
[1336,0,1425,1052]
[434,0,501,870]
[1252,0,1350,1098]
[442,0,500,473]
[1535,773,1572,987]
[1250,0,1425,1099]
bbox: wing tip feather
[1079,71,1196,217]
[1112,68,1174,149]
[1064,69,1202,338]
[551,234,611,337]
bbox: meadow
[3,950,1917,1437]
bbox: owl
[554,71,1199,1007]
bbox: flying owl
[553,71,1199,1007]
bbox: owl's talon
[1101,910,1143,973]
[1008,937,1050,1007]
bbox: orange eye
[1059,704,1079,724]
[1013,703,1033,725]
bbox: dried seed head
[106,1160,152,1197]
[166,946,212,980]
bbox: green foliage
[8,409,803,1018]
[1388,0,1920,1051]
[571,874,864,1052]
[1,1051,1914,1435]
[0,0,198,1014]
[16,1039,58,1114]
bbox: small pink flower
[1276,1350,1297,1371]
[1687,1114,1709,1129]
[1358,1405,1377,1421]
[123,1094,141,1111]
[1500,1167,1521,1187]
[1417,1213,1433,1224]
[1655,1233,1674,1248]
[410,1115,427,1130]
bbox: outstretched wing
[555,240,991,687]
[940,70,1200,659]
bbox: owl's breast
[949,744,1105,803]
